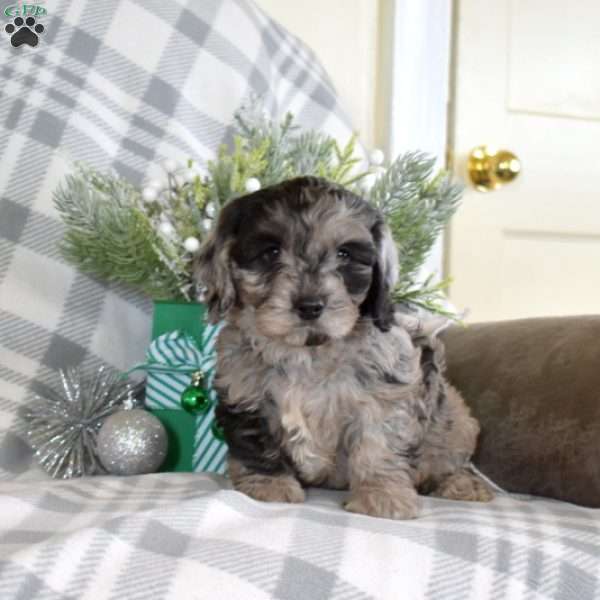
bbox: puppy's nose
[295,297,325,321]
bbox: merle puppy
[196,177,492,519]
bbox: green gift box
[144,301,227,474]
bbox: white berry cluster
[141,159,208,254]
[142,159,262,255]
[142,160,197,202]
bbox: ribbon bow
[127,327,221,379]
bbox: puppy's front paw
[344,487,420,520]
[237,473,306,504]
[431,469,495,503]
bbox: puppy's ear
[361,222,398,332]
[195,208,237,323]
[377,224,400,291]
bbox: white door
[448,0,600,322]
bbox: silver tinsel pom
[97,409,167,475]
[21,367,139,479]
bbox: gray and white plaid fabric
[0,0,353,478]
[1,473,599,599]
[1,3,599,598]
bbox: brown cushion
[441,316,600,507]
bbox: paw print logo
[5,16,45,48]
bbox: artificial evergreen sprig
[369,151,463,309]
[54,167,187,299]
[54,101,463,314]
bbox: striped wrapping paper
[144,327,227,474]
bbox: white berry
[182,168,197,183]
[184,237,201,253]
[148,179,163,190]
[142,187,158,202]
[361,173,377,191]
[159,221,175,236]
[162,159,179,173]
[369,149,385,166]
[245,177,261,193]
[205,202,216,218]
[174,175,185,188]
[201,219,213,232]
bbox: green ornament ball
[180,371,211,414]
[211,420,225,441]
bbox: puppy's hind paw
[431,469,495,503]
[345,487,421,520]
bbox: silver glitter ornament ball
[97,409,168,476]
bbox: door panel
[448,0,600,322]
[508,0,600,120]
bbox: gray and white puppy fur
[196,176,493,519]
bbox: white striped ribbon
[141,327,227,474]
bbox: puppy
[196,176,493,519]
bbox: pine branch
[392,276,458,320]
[53,166,187,300]
[368,152,462,291]
[328,135,363,185]
[53,101,463,318]
[235,103,296,186]
[205,137,268,208]
[286,131,336,177]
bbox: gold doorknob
[467,145,521,192]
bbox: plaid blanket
[1,473,599,599]
[2,3,599,598]
[0,0,352,478]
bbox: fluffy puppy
[196,176,492,519]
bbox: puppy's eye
[260,246,281,262]
[337,248,351,261]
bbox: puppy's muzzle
[294,297,325,321]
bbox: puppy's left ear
[194,206,238,323]
[361,222,398,332]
